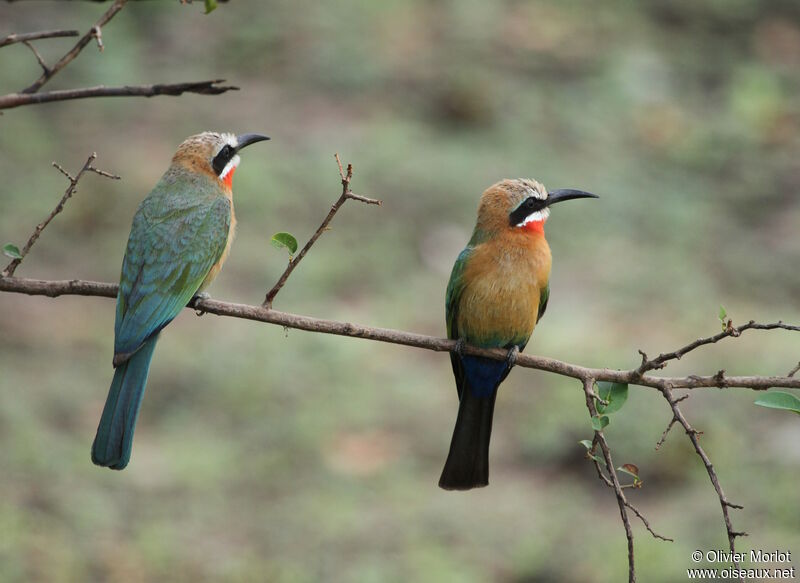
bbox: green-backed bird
[440,178,598,490]
[92,131,269,470]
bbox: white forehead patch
[516,208,550,227]
[219,154,240,181]
[522,182,547,200]
[213,132,239,156]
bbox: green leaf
[591,415,609,431]
[204,0,218,14]
[578,439,593,450]
[754,391,800,416]
[718,305,727,322]
[271,232,298,257]
[2,243,21,259]
[596,382,628,415]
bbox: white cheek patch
[516,207,550,227]
[219,154,240,181]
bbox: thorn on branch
[91,26,104,52]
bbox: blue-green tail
[91,335,159,470]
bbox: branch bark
[0,81,239,110]
[0,30,79,48]
[1,275,797,391]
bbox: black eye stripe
[212,145,235,176]
[509,196,547,225]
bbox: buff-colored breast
[457,231,552,347]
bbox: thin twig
[636,321,800,376]
[262,154,381,308]
[22,41,50,74]
[22,0,128,94]
[0,80,239,110]
[659,386,746,582]
[1,155,119,277]
[0,30,79,48]
[788,362,800,378]
[588,455,673,542]
[655,417,677,450]
[582,377,636,582]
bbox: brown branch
[262,154,381,308]
[1,155,119,277]
[0,30,79,48]
[1,275,798,393]
[788,362,800,378]
[659,386,746,581]
[636,320,800,376]
[0,80,239,110]
[22,0,127,94]
[582,378,636,582]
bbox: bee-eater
[91,131,269,470]
[439,178,597,490]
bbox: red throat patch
[522,220,545,235]
[222,166,236,189]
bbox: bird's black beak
[545,189,599,207]
[235,133,270,152]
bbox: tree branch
[658,386,746,582]
[0,30,79,48]
[262,154,381,308]
[2,154,119,277]
[582,377,636,582]
[0,81,239,110]
[1,275,797,392]
[21,0,127,94]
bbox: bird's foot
[189,291,210,314]
[506,345,520,368]
[454,338,466,358]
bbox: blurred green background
[1,1,799,581]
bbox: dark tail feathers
[91,335,158,470]
[438,386,498,490]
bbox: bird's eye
[212,145,236,176]
[526,198,535,207]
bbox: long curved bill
[235,133,270,152]
[545,189,599,206]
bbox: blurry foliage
[0,0,799,582]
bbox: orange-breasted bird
[439,178,597,490]
[91,131,269,470]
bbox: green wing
[445,246,473,398]
[114,178,231,361]
[537,282,550,323]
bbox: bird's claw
[506,345,520,367]
[190,291,210,314]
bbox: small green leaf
[2,243,21,259]
[579,439,593,450]
[591,415,609,431]
[271,232,298,257]
[204,0,218,14]
[718,305,727,322]
[596,382,628,415]
[754,391,800,416]
[588,452,606,466]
